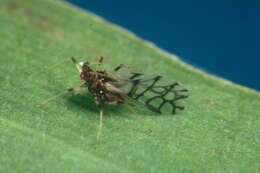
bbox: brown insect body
[39,57,188,115]
[80,63,124,106]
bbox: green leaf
[0,0,259,172]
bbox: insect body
[39,57,188,114]
[79,60,124,106]
[39,57,188,142]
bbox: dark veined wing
[110,64,189,114]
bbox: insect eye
[79,61,90,67]
[79,62,85,67]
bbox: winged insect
[38,57,188,142]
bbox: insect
[38,57,188,142]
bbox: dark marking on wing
[113,65,189,114]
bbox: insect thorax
[80,68,124,106]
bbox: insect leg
[96,109,104,143]
[126,103,146,124]
[88,56,104,66]
[98,56,104,64]
[125,102,153,135]
[114,64,140,74]
[37,82,84,108]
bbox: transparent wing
[110,65,189,114]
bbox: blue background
[65,0,260,91]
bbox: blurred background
[65,0,260,91]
